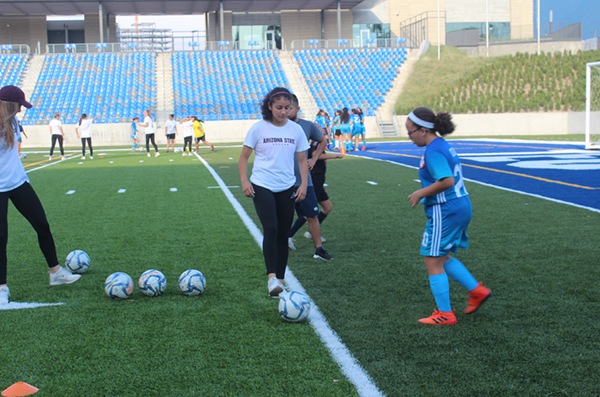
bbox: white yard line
[193,151,386,397]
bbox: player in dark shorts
[289,140,342,245]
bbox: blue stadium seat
[171,50,289,120]
[293,47,407,114]
[21,52,157,125]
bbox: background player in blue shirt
[406,106,491,326]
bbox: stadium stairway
[20,55,44,106]
[278,51,318,118]
[375,49,417,137]
[156,52,174,125]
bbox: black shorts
[195,136,206,143]
[312,174,329,202]
[166,133,175,140]
[295,186,319,218]
[334,129,342,137]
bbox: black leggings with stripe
[0,182,58,285]
[252,184,295,279]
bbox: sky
[535,0,600,39]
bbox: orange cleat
[464,282,492,314]
[418,309,457,326]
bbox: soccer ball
[178,269,206,296]
[104,272,133,299]
[138,269,167,297]
[278,291,311,322]
[65,250,90,274]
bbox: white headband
[408,111,434,129]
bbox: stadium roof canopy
[0,0,365,16]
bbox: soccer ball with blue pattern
[65,250,90,274]
[104,272,133,299]
[178,269,206,296]
[278,291,311,322]
[138,269,167,297]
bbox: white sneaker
[90,156,93,160]
[0,285,9,305]
[49,267,81,286]
[155,152,160,157]
[303,231,327,243]
[48,156,52,161]
[267,277,283,298]
[61,156,65,160]
[288,237,296,251]
[81,156,85,160]
[147,153,151,157]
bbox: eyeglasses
[407,126,421,136]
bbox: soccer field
[1,146,599,396]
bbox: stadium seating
[293,47,407,116]
[171,50,289,120]
[21,52,156,125]
[0,54,28,87]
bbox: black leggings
[183,136,192,152]
[50,135,64,156]
[0,182,58,284]
[252,184,296,279]
[81,137,93,156]
[146,133,158,153]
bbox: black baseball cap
[0,85,32,108]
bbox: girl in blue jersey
[0,86,80,305]
[406,107,491,326]
[339,108,351,149]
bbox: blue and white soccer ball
[178,269,206,296]
[65,249,90,274]
[278,291,311,322]
[104,272,134,299]
[138,269,167,297]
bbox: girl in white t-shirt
[179,116,194,156]
[48,112,65,161]
[75,114,98,160]
[139,109,159,157]
[238,87,309,298]
[164,114,177,153]
[0,86,80,305]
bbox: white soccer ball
[138,269,167,297]
[65,250,90,274]
[178,269,206,296]
[104,272,134,299]
[278,291,311,322]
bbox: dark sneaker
[313,247,333,261]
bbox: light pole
[437,0,440,60]
[537,0,541,55]
[485,0,489,57]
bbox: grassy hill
[395,46,600,114]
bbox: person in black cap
[0,85,81,306]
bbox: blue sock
[444,257,478,291]
[428,273,451,312]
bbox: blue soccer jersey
[418,137,468,206]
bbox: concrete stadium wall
[19,112,584,149]
[393,112,585,137]
[459,40,583,57]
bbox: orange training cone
[2,382,39,397]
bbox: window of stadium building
[352,23,390,47]
[233,25,282,49]
[446,22,510,42]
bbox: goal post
[585,61,600,149]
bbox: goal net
[585,61,600,149]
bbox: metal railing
[290,38,409,50]
[0,44,30,55]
